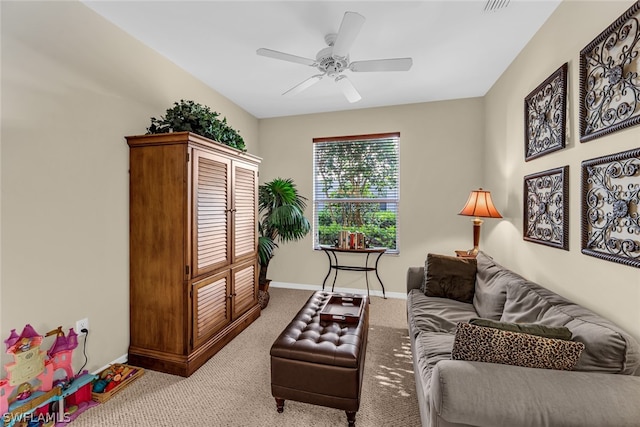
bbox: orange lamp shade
[458,188,502,219]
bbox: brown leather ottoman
[270,291,369,427]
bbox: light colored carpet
[73,288,421,426]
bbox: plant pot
[259,280,270,292]
[258,280,271,309]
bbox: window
[313,132,400,253]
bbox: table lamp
[458,188,502,256]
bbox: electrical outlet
[76,318,89,335]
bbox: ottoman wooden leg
[275,397,285,413]
[346,411,356,427]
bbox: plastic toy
[92,364,137,395]
[1,325,98,426]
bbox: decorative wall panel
[580,2,640,142]
[525,63,568,160]
[524,166,569,250]
[581,148,640,268]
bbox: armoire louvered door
[233,162,258,262]
[192,150,231,277]
[192,270,231,348]
[232,260,257,318]
[127,132,261,377]
[230,161,259,316]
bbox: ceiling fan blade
[332,12,365,59]
[350,58,413,72]
[283,74,324,96]
[335,75,361,103]
[256,48,316,66]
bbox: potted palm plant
[258,178,311,307]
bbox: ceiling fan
[256,11,413,103]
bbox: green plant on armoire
[146,99,246,151]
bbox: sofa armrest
[407,266,424,293]
[430,360,640,427]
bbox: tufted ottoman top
[270,291,369,368]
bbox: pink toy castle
[1,324,55,415]
[46,327,79,381]
[0,324,93,426]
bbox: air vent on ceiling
[484,0,510,13]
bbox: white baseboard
[269,281,407,300]
[93,354,128,375]
[98,283,405,375]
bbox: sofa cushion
[473,252,522,320]
[430,360,640,427]
[412,331,455,399]
[451,322,584,371]
[501,280,640,374]
[422,253,476,303]
[469,317,572,340]
[407,289,478,337]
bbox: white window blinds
[312,132,400,252]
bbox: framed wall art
[524,63,568,161]
[523,166,569,250]
[581,147,640,268]
[580,1,640,143]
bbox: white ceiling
[82,1,561,119]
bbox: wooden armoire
[126,132,261,377]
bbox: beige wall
[484,0,640,342]
[1,1,258,371]
[3,0,639,376]
[258,99,485,296]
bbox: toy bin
[91,364,144,403]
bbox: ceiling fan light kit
[257,11,413,103]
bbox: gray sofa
[407,251,640,427]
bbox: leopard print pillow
[451,322,584,371]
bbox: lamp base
[455,249,477,259]
[461,217,483,258]
[456,217,484,258]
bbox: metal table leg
[321,249,333,290]
[374,251,386,299]
[329,250,339,292]
[364,252,371,300]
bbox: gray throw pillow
[473,252,518,320]
[422,253,477,303]
[469,318,573,341]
